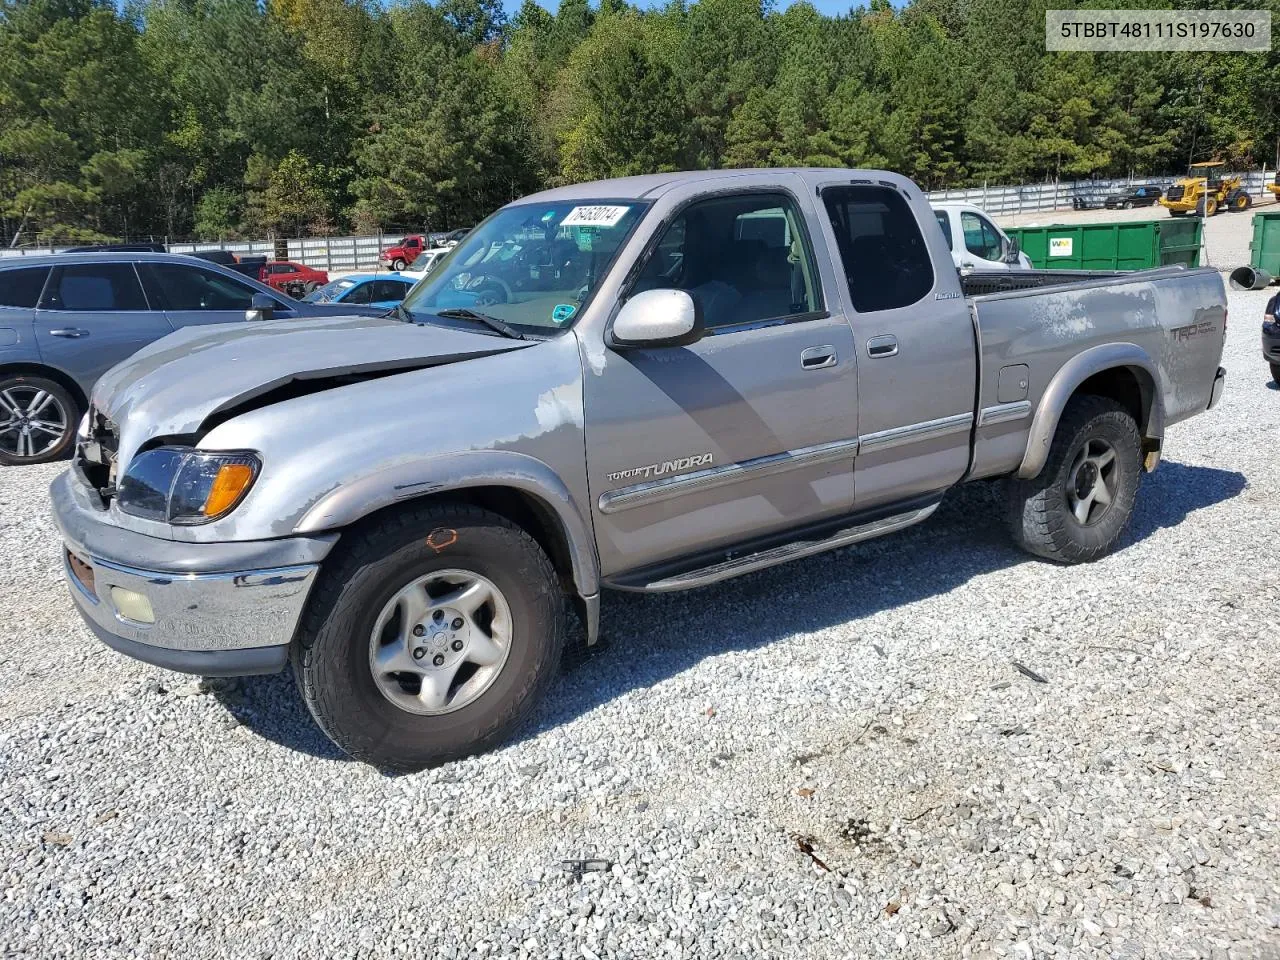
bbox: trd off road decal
[607,453,713,484]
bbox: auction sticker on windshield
[562,205,631,227]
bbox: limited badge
[551,303,577,324]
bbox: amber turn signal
[203,462,256,517]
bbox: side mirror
[245,293,275,322]
[609,288,703,349]
[1003,236,1022,265]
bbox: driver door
[583,185,859,579]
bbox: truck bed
[959,268,1127,298]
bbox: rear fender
[1017,343,1163,479]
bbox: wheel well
[0,363,87,413]
[352,486,578,593]
[1076,366,1151,435]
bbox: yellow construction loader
[1158,161,1251,217]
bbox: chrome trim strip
[639,503,939,592]
[978,400,1033,427]
[857,413,972,453]
[598,436,860,514]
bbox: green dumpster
[1005,219,1202,271]
[1248,210,1280,273]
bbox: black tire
[1271,362,1280,386]
[1121,200,1132,210]
[292,502,565,771]
[1169,209,1185,218]
[0,375,79,466]
[391,257,406,272]
[1004,396,1142,564]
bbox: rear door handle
[49,328,90,338]
[866,335,898,358]
[800,345,837,370]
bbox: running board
[609,503,939,593]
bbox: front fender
[293,449,600,599]
[1017,342,1164,479]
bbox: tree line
[3,0,1279,245]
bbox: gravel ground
[2,223,1279,959]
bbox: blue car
[302,274,415,309]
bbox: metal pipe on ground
[1229,266,1273,290]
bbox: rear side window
[0,267,50,308]
[141,263,258,310]
[41,263,148,311]
[823,186,934,313]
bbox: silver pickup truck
[51,169,1227,770]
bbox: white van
[932,202,1032,271]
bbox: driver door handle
[866,335,898,358]
[800,345,837,370]
[49,328,90,338]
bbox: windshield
[409,250,441,271]
[400,199,650,332]
[304,278,357,303]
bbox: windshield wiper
[386,302,414,323]
[435,308,526,340]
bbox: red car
[379,235,426,271]
[260,260,329,297]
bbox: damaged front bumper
[51,470,337,676]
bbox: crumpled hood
[93,313,533,460]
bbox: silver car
[0,252,380,465]
[52,169,1226,770]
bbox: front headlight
[116,447,261,524]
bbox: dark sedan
[1104,185,1163,209]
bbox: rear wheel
[1005,396,1142,564]
[1230,191,1252,211]
[293,502,565,771]
[1196,196,1218,217]
[0,375,78,466]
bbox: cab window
[632,192,821,330]
[961,212,1004,261]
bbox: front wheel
[1271,362,1280,386]
[1005,396,1142,564]
[292,502,565,771]
[391,257,406,272]
[0,375,78,466]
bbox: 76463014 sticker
[561,205,631,228]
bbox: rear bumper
[52,471,336,676]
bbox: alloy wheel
[368,569,513,715]
[0,386,68,461]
